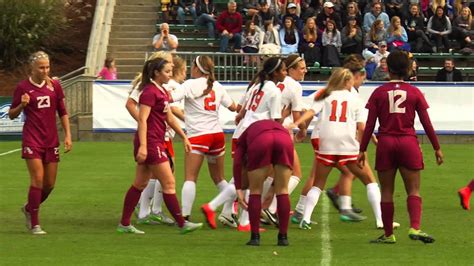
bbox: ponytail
[138,58,169,91]
[194,55,215,96]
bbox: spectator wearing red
[216,1,243,52]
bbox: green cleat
[340,209,367,222]
[149,212,175,225]
[299,220,312,230]
[137,216,160,225]
[370,234,396,244]
[408,228,435,244]
[180,221,203,234]
[117,224,145,234]
[290,211,303,224]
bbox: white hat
[323,1,335,8]
[287,3,297,8]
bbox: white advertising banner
[93,81,474,134]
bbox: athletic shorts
[22,146,60,163]
[311,138,320,155]
[246,130,294,171]
[231,138,238,158]
[317,154,358,167]
[133,140,169,165]
[375,135,424,171]
[189,132,225,156]
[164,139,174,158]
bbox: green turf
[0,141,473,265]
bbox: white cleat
[31,225,47,235]
[117,224,145,234]
[21,205,31,229]
[218,213,238,228]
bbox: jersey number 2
[387,90,407,113]
[204,90,216,111]
[329,100,347,122]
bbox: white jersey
[310,90,365,155]
[233,80,282,139]
[172,77,233,138]
[278,76,304,126]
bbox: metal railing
[60,75,95,118]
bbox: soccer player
[9,51,72,235]
[458,179,474,210]
[170,55,237,221]
[117,57,202,234]
[234,120,294,246]
[358,50,444,244]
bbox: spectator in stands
[243,0,261,17]
[427,6,452,52]
[365,19,387,53]
[435,58,464,81]
[161,0,178,23]
[217,1,243,52]
[299,17,322,66]
[407,58,419,81]
[279,16,300,54]
[300,0,319,22]
[259,20,281,54]
[363,0,384,13]
[255,1,278,31]
[282,3,304,31]
[153,23,179,51]
[242,20,260,64]
[364,52,378,79]
[363,2,390,33]
[316,1,343,30]
[385,0,405,19]
[371,57,390,80]
[342,2,363,27]
[97,58,117,80]
[322,20,342,66]
[341,15,363,54]
[405,4,435,53]
[387,16,410,51]
[279,0,302,16]
[452,7,473,49]
[177,0,198,28]
[428,0,448,18]
[196,0,217,39]
[453,0,469,18]
[373,41,390,65]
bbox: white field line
[0,148,21,157]
[320,193,332,266]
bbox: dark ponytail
[194,55,215,96]
[247,57,283,93]
[138,58,169,91]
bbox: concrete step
[115,4,159,13]
[113,11,157,19]
[107,51,147,59]
[117,0,158,5]
[115,58,146,66]
[110,31,155,39]
[108,44,154,52]
[178,45,218,52]
[111,24,156,32]
[111,17,157,26]
[109,37,151,46]
[117,65,143,74]
[120,71,143,79]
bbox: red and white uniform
[171,77,234,156]
[12,78,67,162]
[277,76,304,126]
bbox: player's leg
[137,177,156,223]
[273,164,292,246]
[246,166,270,246]
[338,162,367,222]
[25,159,45,234]
[370,168,397,243]
[181,152,205,220]
[458,179,474,210]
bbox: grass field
[0,141,473,265]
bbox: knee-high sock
[163,193,185,227]
[239,190,250,226]
[120,186,143,226]
[268,196,277,213]
[381,202,394,237]
[302,186,322,223]
[277,194,290,235]
[366,182,382,223]
[27,186,42,228]
[216,180,228,192]
[40,187,53,204]
[138,180,156,219]
[295,195,307,214]
[262,177,274,198]
[288,175,300,195]
[222,178,237,216]
[209,183,236,211]
[248,194,262,234]
[151,180,163,214]
[339,195,352,210]
[407,195,422,230]
[181,181,196,217]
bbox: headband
[267,58,282,74]
[29,53,49,63]
[195,56,210,75]
[287,56,303,69]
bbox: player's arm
[60,114,73,153]
[9,92,29,120]
[171,106,185,121]
[136,105,151,163]
[166,111,191,153]
[357,108,377,168]
[125,98,139,122]
[417,108,443,165]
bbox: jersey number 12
[387,90,407,113]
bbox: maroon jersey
[11,79,67,148]
[365,82,429,136]
[136,83,169,144]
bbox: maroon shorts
[375,135,424,171]
[133,140,169,165]
[22,146,60,163]
[246,130,294,171]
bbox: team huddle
[9,49,444,246]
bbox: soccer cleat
[117,224,145,234]
[21,204,31,229]
[352,204,363,214]
[261,209,279,226]
[180,221,203,234]
[246,233,260,246]
[31,225,47,235]
[408,228,435,244]
[137,216,160,225]
[370,234,396,244]
[277,233,289,246]
[299,220,312,230]
[149,212,175,225]
[326,188,340,210]
[218,213,238,228]
[340,209,367,222]
[376,221,401,229]
[290,211,303,224]
[458,187,471,210]
[134,204,140,218]
[237,224,266,232]
[201,204,217,229]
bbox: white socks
[267,175,300,213]
[138,179,156,219]
[181,181,196,217]
[151,180,163,214]
[339,195,352,210]
[366,182,382,223]
[238,190,250,226]
[288,175,301,194]
[209,182,236,211]
[216,180,228,192]
[302,186,322,223]
[295,195,307,214]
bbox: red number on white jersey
[387,90,407,113]
[248,90,265,111]
[204,90,216,111]
[329,100,348,122]
[277,83,285,92]
[37,96,50,109]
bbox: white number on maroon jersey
[37,96,50,109]
[387,90,406,113]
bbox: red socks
[407,195,422,230]
[276,194,290,235]
[163,193,185,228]
[26,186,42,227]
[381,202,394,237]
[248,194,261,234]
[120,186,142,226]
[41,187,53,203]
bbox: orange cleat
[458,187,471,210]
[201,204,217,229]
[237,224,266,232]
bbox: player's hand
[183,138,192,153]
[235,113,243,125]
[64,135,72,153]
[21,93,30,107]
[295,128,307,142]
[236,189,248,210]
[136,145,147,163]
[435,149,444,165]
[357,152,366,169]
